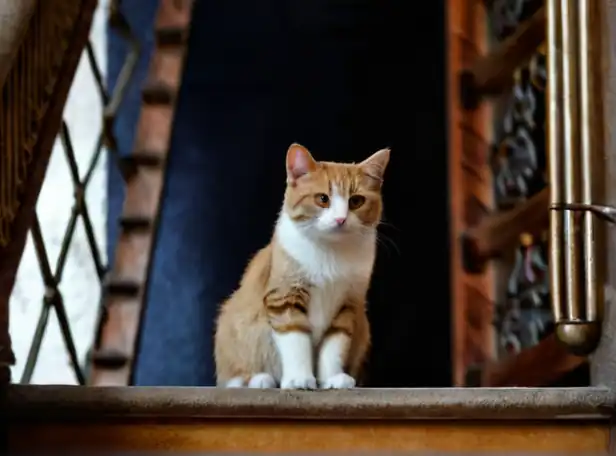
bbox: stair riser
[9,420,609,453]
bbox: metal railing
[11,0,141,384]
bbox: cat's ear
[360,148,390,182]
[286,143,317,185]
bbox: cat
[214,143,390,389]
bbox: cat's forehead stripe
[320,163,360,195]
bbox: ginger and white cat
[214,143,390,389]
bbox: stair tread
[5,385,611,420]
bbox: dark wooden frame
[447,0,495,387]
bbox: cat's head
[282,143,390,241]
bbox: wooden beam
[460,5,546,108]
[461,187,549,273]
[478,334,586,387]
[448,0,494,386]
[9,420,608,453]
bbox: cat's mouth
[318,224,354,239]
[326,223,347,232]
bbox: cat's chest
[306,280,350,343]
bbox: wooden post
[447,0,495,386]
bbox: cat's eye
[348,195,366,210]
[314,193,330,208]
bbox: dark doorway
[108,0,451,387]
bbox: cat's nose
[334,217,346,226]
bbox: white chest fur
[306,282,349,342]
[276,213,375,343]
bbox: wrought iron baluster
[21,216,86,385]
[17,0,142,384]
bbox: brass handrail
[547,0,605,355]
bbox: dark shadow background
[107,0,450,387]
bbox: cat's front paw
[320,373,356,389]
[248,373,277,389]
[280,374,317,390]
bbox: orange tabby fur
[214,143,390,389]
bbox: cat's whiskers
[376,231,401,257]
[377,219,401,232]
[356,224,400,258]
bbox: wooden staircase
[88,0,194,387]
[6,386,613,453]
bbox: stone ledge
[5,385,615,421]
